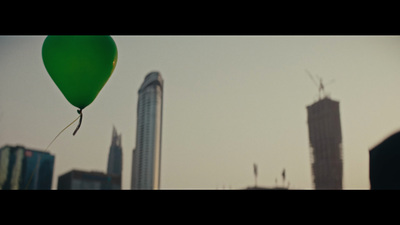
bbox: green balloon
[42,35,118,110]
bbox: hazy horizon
[1,35,400,189]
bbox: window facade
[131,72,163,190]
[307,97,343,190]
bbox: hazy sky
[1,35,400,190]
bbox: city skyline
[1,36,400,189]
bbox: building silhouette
[57,169,121,190]
[107,126,122,188]
[0,145,55,190]
[131,71,164,190]
[370,131,400,189]
[307,97,343,190]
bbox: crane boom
[305,69,333,99]
[305,69,319,88]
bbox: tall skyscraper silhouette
[307,97,343,190]
[107,126,122,181]
[131,71,164,190]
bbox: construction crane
[305,69,335,100]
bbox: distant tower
[107,126,122,183]
[131,71,164,190]
[307,97,343,189]
[306,70,342,189]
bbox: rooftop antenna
[305,69,335,100]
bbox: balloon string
[45,114,81,151]
[26,113,81,189]
[73,109,83,136]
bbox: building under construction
[307,97,343,189]
[305,70,343,190]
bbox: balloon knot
[73,109,83,136]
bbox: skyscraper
[107,126,122,187]
[131,71,164,190]
[0,145,55,190]
[307,97,343,190]
[107,126,122,176]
